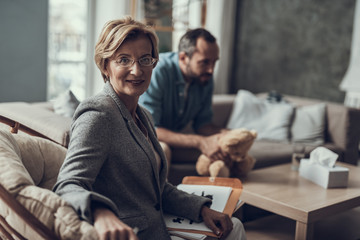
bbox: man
[139,28,228,165]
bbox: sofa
[0,92,360,186]
[167,93,360,184]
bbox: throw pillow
[291,103,326,144]
[226,90,295,141]
[52,90,80,118]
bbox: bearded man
[139,28,229,167]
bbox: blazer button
[154,203,160,211]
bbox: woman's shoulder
[74,93,115,118]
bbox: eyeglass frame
[113,56,158,68]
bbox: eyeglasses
[114,57,158,68]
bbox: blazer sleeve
[161,182,211,222]
[53,102,120,223]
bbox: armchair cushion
[0,130,97,240]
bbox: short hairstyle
[178,28,216,58]
[95,16,159,82]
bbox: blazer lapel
[104,82,162,192]
[137,108,168,188]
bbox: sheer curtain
[89,0,144,97]
[339,0,360,108]
[206,0,237,94]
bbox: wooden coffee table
[240,162,360,240]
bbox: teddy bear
[195,128,257,178]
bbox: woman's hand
[200,206,233,239]
[93,207,139,240]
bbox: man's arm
[156,126,228,161]
[196,122,227,136]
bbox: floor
[243,206,360,240]
[243,157,360,240]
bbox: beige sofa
[167,94,360,184]
[0,93,360,186]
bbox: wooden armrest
[0,183,59,240]
[0,115,54,143]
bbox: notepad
[165,177,243,239]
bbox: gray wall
[0,0,48,102]
[231,0,355,103]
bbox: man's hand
[93,207,139,240]
[200,206,233,238]
[199,134,231,166]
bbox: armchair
[0,129,97,240]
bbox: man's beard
[185,64,212,86]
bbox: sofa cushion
[52,89,80,118]
[291,103,326,144]
[0,102,71,147]
[227,90,295,141]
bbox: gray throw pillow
[226,90,295,141]
[291,103,326,144]
[52,90,80,118]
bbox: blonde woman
[54,17,246,240]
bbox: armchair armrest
[0,183,59,240]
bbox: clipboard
[167,176,243,238]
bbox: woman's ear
[104,61,110,78]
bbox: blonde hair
[95,16,159,82]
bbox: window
[47,0,89,101]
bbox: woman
[54,17,246,240]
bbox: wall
[0,0,48,102]
[231,0,356,102]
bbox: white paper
[309,146,338,168]
[177,184,232,212]
[164,184,232,233]
[169,231,207,240]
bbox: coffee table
[239,162,360,240]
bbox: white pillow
[52,90,80,118]
[291,103,326,144]
[226,90,295,141]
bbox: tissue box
[299,159,349,189]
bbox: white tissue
[309,147,338,168]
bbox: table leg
[295,221,314,240]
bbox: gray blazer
[54,82,210,240]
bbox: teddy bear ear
[250,129,258,137]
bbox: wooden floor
[244,206,360,240]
